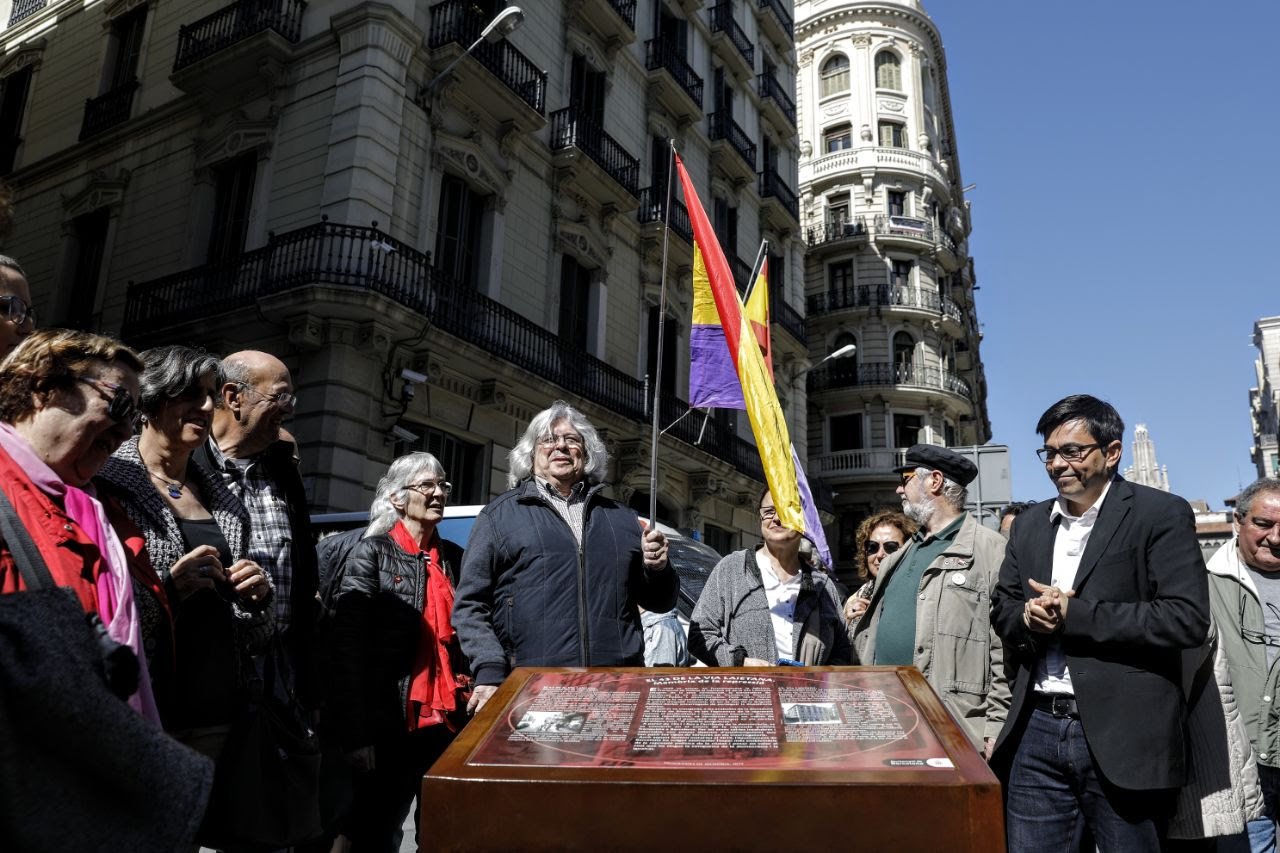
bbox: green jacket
[1207,540,1280,768]
[852,511,1010,746]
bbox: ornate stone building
[1252,316,1280,480]
[793,0,990,569]
[0,0,806,551]
[1123,423,1170,492]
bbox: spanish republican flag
[690,253,771,409]
[676,154,807,537]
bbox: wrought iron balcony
[551,107,639,197]
[709,4,754,71]
[729,254,754,292]
[807,360,973,400]
[605,0,635,28]
[428,0,547,115]
[806,218,868,247]
[771,293,805,343]
[7,0,47,26]
[757,73,795,127]
[757,0,793,39]
[173,0,305,72]
[709,109,755,172]
[637,186,692,244]
[123,219,763,480]
[645,40,703,109]
[80,79,140,141]
[806,284,963,325]
[758,168,798,224]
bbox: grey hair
[507,400,609,489]
[0,254,27,280]
[915,466,968,510]
[138,345,223,417]
[365,452,446,537]
[1236,478,1280,519]
[220,355,253,386]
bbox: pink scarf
[0,422,159,723]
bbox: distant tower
[1124,424,1170,491]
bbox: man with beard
[195,350,319,705]
[851,443,1009,756]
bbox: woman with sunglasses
[689,488,850,667]
[96,346,272,769]
[329,452,470,851]
[0,254,35,359]
[844,510,918,624]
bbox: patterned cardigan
[97,436,274,652]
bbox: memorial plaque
[423,666,1004,852]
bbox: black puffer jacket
[452,479,679,686]
[329,533,465,751]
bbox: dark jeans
[345,725,455,853]
[1006,707,1173,853]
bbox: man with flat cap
[852,443,1009,756]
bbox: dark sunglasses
[864,540,901,556]
[76,377,140,429]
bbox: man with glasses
[195,350,319,705]
[851,443,1009,755]
[1205,476,1280,850]
[454,400,677,714]
[0,254,35,359]
[991,395,1209,852]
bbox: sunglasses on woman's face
[864,540,902,556]
[76,377,140,429]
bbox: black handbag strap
[0,486,57,592]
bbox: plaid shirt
[537,477,587,546]
[208,441,295,636]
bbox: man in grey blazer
[992,395,1209,852]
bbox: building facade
[1252,316,1280,480]
[0,0,808,552]
[793,0,990,571]
[1123,423,1170,492]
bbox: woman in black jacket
[330,452,468,852]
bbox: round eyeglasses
[240,384,297,408]
[864,540,902,556]
[407,480,452,497]
[1,294,36,327]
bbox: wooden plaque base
[422,666,1004,852]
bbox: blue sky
[922,0,1279,507]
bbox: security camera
[390,425,420,443]
[400,367,428,384]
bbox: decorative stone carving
[195,119,277,168]
[879,99,905,113]
[800,139,812,157]
[918,133,931,151]
[0,40,45,77]
[860,124,873,141]
[556,220,611,270]
[852,34,872,48]
[287,315,325,352]
[434,131,511,200]
[61,168,130,219]
[102,0,148,22]
[822,103,848,118]
[477,379,507,407]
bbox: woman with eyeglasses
[329,452,470,851]
[844,510,918,624]
[0,254,35,359]
[96,346,272,761]
[689,488,850,667]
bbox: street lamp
[419,6,525,103]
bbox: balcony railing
[710,4,754,69]
[606,0,636,29]
[645,40,703,109]
[757,0,793,38]
[807,284,962,324]
[807,360,973,400]
[7,0,46,26]
[806,218,867,246]
[813,447,909,478]
[80,79,140,140]
[758,168,798,222]
[551,107,640,197]
[771,294,805,342]
[709,109,755,170]
[637,186,692,244]
[874,214,934,241]
[757,73,796,126]
[122,219,763,480]
[174,0,305,72]
[428,0,547,115]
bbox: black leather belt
[1033,694,1079,718]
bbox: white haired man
[453,400,676,713]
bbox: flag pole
[742,238,769,303]
[649,140,677,526]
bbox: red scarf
[389,520,460,732]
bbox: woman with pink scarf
[0,328,157,719]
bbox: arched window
[893,331,915,377]
[820,54,849,98]
[875,51,902,90]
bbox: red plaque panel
[423,666,1004,852]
